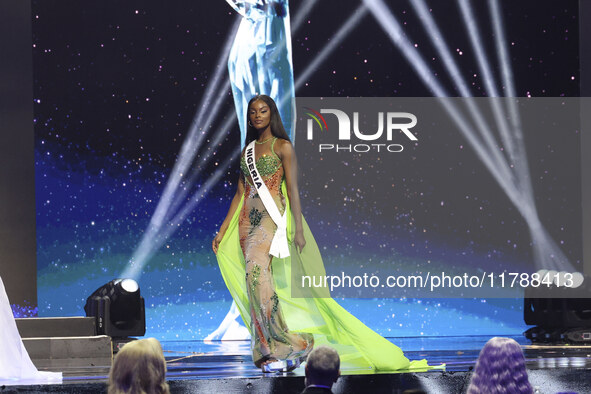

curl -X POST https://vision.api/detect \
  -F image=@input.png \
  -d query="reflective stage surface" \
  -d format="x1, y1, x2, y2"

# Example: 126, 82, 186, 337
4, 335, 591, 393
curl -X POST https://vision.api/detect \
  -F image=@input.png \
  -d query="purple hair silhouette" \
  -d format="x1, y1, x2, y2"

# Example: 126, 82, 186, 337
467, 337, 533, 394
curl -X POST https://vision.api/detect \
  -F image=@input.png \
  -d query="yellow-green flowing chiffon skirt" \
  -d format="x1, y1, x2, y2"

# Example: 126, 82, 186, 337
215, 182, 431, 372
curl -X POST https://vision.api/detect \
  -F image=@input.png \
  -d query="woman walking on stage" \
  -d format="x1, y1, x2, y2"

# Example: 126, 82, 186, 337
213, 95, 429, 373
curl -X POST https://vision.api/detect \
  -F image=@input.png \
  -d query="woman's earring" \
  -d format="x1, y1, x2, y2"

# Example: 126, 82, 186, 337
248, 120, 253, 127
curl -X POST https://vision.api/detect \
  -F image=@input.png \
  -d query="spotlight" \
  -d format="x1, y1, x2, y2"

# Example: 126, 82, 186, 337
84, 279, 146, 338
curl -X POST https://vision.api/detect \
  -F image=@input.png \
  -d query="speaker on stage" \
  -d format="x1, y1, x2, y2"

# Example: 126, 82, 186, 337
524, 272, 591, 343
84, 279, 146, 338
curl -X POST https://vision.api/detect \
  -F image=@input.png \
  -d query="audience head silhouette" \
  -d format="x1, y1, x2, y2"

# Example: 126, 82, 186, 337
467, 337, 533, 394
303, 346, 340, 393
108, 338, 170, 394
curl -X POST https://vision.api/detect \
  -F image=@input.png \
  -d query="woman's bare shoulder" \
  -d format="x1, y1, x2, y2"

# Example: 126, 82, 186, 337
275, 138, 293, 158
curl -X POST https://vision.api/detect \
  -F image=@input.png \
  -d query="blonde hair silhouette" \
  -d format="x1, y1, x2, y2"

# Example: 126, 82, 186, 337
108, 338, 170, 394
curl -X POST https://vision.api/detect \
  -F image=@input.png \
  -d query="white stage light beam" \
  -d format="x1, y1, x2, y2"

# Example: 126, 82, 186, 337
366, 0, 575, 271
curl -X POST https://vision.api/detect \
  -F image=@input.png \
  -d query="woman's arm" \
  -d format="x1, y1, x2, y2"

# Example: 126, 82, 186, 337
212, 174, 245, 254
278, 139, 306, 252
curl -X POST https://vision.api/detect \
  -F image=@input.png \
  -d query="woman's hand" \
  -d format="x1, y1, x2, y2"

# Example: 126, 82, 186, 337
212, 232, 224, 254
280, 141, 307, 255
294, 230, 306, 253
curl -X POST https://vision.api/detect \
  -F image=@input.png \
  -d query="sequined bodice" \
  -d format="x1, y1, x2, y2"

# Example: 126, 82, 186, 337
240, 138, 282, 184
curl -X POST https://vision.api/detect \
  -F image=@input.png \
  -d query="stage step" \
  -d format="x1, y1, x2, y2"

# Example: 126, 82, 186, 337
22, 335, 112, 371
15, 316, 96, 338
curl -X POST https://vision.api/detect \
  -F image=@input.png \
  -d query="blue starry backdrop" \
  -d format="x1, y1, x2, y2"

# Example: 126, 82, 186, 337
33, 0, 580, 340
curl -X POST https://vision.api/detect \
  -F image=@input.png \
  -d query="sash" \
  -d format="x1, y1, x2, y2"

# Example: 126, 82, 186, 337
245, 140, 290, 258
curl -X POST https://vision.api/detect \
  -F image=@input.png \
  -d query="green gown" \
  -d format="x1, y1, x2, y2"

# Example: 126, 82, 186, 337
216, 139, 430, 371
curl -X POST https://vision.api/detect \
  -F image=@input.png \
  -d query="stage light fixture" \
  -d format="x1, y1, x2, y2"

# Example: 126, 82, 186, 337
84, 278, 146, 338
524, 273, 591, 344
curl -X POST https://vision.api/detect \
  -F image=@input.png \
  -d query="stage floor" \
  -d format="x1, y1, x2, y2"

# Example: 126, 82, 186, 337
4, 335, 591, 393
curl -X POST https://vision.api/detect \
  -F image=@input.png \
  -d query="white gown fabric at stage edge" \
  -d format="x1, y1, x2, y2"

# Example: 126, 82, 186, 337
0, 276, 62, 384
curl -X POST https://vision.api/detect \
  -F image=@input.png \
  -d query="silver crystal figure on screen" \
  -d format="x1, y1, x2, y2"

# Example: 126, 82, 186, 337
227, 0, 296, 144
